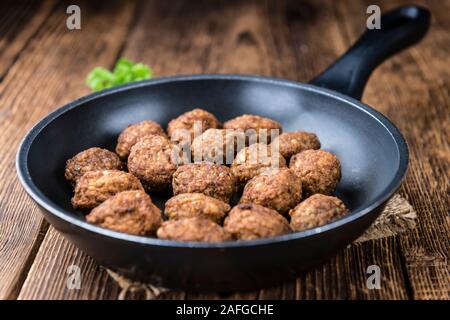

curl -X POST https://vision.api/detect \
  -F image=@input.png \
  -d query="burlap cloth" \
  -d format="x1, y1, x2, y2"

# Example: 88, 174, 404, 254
106, 193, 417, 299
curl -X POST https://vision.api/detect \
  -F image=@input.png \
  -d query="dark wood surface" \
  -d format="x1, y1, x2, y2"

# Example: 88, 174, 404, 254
0, 0, 448, 300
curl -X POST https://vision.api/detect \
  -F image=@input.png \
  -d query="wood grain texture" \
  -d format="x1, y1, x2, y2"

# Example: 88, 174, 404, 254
18, 228, 121, 300
0, 0, 138, 299
0, 0, 56, 79
7, 0, 450, 299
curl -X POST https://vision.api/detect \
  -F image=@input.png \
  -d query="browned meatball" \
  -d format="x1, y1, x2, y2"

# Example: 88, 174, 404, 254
116, 120, 166, 159
65, 147, 123, 184
231, 143, 286, 188
165, 193, 231, 223
72, 170, 144, 211
86, 190, 162, 236
157, 217, 232, 242
240, 168, 302, 214
128, 135, 186, 192
191, 128, 246, 164
167, 108, 221, 145
289, 149, 341, 197
224, 203, 291, 240
223, 114, 282, 143
172, 163, 235, 203
271, 131, 321, 159
289, 194, 348, 231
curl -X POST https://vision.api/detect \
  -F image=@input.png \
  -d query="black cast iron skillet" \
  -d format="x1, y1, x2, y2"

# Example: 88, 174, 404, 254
16, 6, 430, 291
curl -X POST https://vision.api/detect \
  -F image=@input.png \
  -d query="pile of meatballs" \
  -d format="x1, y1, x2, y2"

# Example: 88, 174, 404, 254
65, 108, 348, 242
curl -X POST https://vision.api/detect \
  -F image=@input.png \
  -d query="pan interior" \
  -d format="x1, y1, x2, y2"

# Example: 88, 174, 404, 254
25, 77, 401, 219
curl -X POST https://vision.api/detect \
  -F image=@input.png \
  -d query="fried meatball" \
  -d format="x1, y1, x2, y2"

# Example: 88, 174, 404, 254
191, 128, 246, 164
289, 194, 348, 231
172, 163, 235, 203
223, 114, 282, 143
165, 193, 231, 223
240, 168, 302, 214
86, 190, 162, 236
72, 170, 144, 211
157, 217, 232, 242
116, 120, 166, 159
289, 149, 341, 197
231, 143, 286, 188
271, 131, 321, 159
167, 108, 221, 145
65, 147, 123, 184
128, 135, 186, 192
224, 203, 291, 240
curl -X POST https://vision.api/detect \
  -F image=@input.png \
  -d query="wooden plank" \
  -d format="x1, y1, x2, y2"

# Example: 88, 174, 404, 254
335, 0, 450, 300
0, 0, 138, 299
294, 237, 408, 299
18, 228, 121, 300
0, 0, 56, 79
17, 0, 416, 299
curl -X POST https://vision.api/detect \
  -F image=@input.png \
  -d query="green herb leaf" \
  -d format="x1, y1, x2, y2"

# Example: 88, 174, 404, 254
86, 58, 153, 91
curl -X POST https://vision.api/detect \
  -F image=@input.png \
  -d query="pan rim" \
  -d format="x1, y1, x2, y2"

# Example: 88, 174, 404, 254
16, 74, 409, 249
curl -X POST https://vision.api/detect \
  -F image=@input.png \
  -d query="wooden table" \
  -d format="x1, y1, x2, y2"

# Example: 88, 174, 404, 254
0, 0, 448, 300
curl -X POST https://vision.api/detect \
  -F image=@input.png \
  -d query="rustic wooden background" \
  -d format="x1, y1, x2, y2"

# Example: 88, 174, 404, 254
0, 0, 448, 300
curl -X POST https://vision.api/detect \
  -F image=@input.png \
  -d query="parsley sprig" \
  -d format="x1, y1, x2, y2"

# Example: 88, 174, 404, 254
86, 58, 153, 91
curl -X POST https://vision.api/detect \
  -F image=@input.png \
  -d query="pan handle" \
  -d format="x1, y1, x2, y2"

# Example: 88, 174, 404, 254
310, 5, 430, 100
